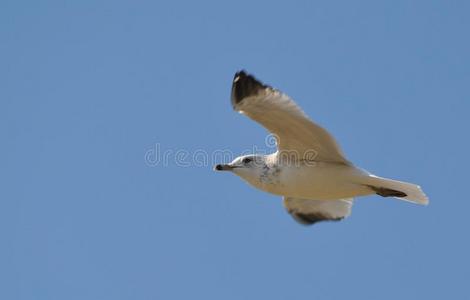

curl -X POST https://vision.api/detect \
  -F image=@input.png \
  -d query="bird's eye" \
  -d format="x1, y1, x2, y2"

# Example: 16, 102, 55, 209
242, 157, 253, 164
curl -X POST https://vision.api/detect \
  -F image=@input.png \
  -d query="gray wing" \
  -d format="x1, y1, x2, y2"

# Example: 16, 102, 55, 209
284, 197, 353, 225
231, 71, 350, 164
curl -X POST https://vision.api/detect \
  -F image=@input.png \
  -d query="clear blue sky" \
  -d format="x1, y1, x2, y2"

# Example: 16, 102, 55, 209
2, 1, 469, 299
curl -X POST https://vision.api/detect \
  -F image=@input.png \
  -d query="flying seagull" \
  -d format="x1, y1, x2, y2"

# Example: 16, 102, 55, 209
215, 71, 428, 226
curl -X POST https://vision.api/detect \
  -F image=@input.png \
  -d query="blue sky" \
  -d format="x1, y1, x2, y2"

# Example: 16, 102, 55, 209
2, 1, 469, 299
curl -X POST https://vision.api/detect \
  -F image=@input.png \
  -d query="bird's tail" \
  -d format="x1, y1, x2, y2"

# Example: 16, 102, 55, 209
363, 174, 429, 205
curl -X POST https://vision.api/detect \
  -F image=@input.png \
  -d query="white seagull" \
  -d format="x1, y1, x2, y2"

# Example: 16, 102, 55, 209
215, 71, 428, 226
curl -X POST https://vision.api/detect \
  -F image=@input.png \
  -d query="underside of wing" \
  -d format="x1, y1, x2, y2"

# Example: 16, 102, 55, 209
283, 197, 353, 226
231, 71, 350, 164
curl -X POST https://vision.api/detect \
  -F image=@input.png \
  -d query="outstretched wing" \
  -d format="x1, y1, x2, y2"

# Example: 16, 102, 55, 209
231, 71, 350, 164
284, 197, 353, 225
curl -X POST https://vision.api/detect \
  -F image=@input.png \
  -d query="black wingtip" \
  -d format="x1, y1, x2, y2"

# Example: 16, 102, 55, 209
231, 70, 268, 107
292, 213, 344, 226
368, 186, 408, 198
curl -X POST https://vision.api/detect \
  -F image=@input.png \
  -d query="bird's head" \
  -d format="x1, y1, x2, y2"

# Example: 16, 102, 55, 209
214, 154, 268, 184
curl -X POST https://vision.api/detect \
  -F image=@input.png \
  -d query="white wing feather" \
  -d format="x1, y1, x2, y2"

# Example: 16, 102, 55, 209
231, 71, 350, 164
284, 197, 353, 225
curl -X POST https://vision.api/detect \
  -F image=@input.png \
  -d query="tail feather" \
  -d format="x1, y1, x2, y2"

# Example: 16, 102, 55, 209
364, 175, 429, 205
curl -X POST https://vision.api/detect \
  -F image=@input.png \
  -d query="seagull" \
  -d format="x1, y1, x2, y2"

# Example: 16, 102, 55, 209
214, 71, 428, 226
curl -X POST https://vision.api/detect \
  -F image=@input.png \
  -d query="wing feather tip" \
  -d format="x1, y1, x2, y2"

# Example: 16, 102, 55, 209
291, 212, 344, 226
231, 70, 268, 108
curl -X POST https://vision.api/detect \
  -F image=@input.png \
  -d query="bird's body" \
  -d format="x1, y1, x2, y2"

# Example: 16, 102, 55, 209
215, 71, 428, 225
272, 161, 371, 200
241, 154, 370, 200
